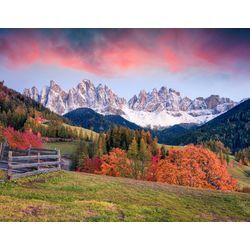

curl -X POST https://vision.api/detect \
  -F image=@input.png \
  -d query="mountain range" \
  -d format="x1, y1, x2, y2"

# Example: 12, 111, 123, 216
24, 79, 237, 128
159, 99, 250, 152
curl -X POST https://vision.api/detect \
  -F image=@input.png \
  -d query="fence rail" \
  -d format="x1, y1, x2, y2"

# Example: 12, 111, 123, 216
0, 145, 62, 180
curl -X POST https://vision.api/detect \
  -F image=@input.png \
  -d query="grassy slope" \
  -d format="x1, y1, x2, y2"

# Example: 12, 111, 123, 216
228, 164, 250, 188
41, 122, 99, 140
63, 123, 99, 139
0, 171, 249, 222
43, 124, 99, 155
44, 141, 78, 155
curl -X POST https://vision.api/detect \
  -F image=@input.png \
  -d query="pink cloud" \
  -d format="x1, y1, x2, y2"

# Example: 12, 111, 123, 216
1, 29, 250, 76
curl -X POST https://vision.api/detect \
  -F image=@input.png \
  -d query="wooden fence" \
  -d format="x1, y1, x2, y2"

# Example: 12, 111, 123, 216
0, 145, 61, 180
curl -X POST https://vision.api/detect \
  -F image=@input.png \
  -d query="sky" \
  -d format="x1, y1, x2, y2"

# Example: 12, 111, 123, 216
0, 28, 250, 101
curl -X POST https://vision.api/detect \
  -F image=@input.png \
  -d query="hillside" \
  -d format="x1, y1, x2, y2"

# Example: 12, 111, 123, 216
164, 99, 250, 152
64, 108, 142, 132
0, 171, 249, 221
0, 81, 68, 130
154, 123, 198, 144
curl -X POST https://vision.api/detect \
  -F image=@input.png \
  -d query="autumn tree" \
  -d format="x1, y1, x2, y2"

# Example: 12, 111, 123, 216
98, 148, 132, 177
0, 123, 4, 143
127, 137, 139, 178
235, 147, 250, 166
151, 137, 159, 156
72, 139, 89, 168
160, 145, 168, 159
4, 127, 42, 150
138, 138, 152, 179
146, 155, 161, 182
77, 156, 102, 173
152, 145, 238, 191
97, 132, 107, 157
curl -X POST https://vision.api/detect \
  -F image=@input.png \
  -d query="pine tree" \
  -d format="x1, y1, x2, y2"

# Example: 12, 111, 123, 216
160, 145, 167, 159
128, 137, 139, 178
79, 129, 84, 139
138, 138, 152, 178
97, 132, 107, 157
73, 139, 89, 169
90, 131, 94, 142
151, 137, 159, 156
128, 137, 138, 159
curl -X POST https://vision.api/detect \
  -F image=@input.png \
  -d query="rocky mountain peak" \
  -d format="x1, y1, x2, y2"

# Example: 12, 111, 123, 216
23, 79, 237, 128
159, 86, 168, 96
24, 80, 127, 115
49, 80, 63, 93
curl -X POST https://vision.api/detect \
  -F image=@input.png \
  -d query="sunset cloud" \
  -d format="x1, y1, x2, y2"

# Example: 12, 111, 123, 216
1, 29, 250, 76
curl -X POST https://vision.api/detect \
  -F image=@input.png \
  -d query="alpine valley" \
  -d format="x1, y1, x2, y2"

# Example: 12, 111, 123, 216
24, 79, 237, 128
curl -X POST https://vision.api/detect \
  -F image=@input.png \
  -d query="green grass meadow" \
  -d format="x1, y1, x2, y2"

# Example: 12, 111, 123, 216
0, 171, 249, 221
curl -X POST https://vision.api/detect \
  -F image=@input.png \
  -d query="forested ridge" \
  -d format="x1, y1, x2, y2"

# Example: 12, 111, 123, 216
165, 99, 250, 152
0, 81, 68, 130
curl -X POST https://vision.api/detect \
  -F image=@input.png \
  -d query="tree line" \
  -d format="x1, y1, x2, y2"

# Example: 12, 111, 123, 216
73, 126, 237, 191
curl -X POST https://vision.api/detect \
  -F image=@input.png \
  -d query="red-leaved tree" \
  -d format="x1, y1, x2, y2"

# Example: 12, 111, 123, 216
146, 155, 161, 181
4, 127, 43, 150
76, 156, 102, 173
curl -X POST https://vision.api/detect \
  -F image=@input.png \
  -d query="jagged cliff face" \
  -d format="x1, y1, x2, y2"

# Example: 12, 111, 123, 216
24, 80, 127, 115
23, 80, 236, 128
128, 87, 235, 114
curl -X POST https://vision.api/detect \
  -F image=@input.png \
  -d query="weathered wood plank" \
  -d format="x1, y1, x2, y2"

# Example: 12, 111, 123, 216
10, 148, 56, 153
31, 148, 57, 152
10, 161, 61, 169
12, 155, 58, 160
10, 168, 60, 180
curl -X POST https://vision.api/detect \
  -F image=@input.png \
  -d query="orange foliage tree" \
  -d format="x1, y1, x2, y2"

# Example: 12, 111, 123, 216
151, 145, 238, 191
98, 148, 132, 177
4, 127, 43, 150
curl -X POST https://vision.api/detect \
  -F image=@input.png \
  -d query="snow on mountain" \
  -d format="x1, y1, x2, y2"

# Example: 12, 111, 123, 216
122, 106, 219, 129
23, 80, 237, 128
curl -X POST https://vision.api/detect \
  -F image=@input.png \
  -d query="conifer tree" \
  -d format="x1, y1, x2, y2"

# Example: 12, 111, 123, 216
128, 137, 139, 178
97, 132, 107, 157
73, 139, 89, 168
160, 145, 167, 159
138, 138, 151, 178
79, 129, 84, 139
90, 131, 94, 142
151, 137, 159, 156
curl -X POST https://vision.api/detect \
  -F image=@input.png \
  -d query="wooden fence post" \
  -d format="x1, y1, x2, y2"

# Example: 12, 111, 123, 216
37, 152, 40, 170
8, 151, 12, 180
58, 149, 61, 169
0, 143, 2, 160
